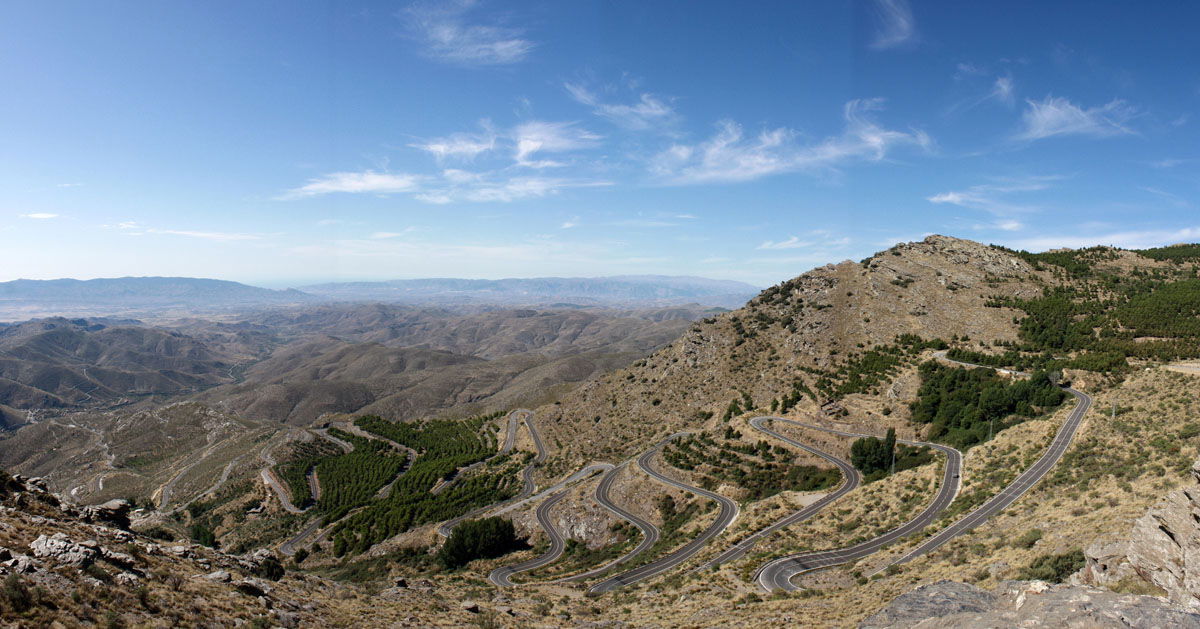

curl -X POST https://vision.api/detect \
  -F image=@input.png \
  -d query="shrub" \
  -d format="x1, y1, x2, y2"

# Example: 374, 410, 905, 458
1020, 550, 1085, 583
2, 574, 32, 613
1014, 529, 1043, 549
254, 556, 286, 581
437, 517, 521, 569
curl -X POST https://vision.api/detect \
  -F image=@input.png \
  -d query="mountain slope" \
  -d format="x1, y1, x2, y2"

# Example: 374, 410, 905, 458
0, 317, 235, 411
537, 235, 1046, 464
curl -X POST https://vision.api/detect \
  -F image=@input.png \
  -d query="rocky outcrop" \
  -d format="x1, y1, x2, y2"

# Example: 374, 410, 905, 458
80, 498, 132, 530
862, 580, 1200, 628
1081, 456, 1200, 609
30, 532, 98, 566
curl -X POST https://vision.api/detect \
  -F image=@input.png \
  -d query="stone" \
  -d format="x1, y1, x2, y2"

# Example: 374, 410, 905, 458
114, 572, 140, 586
80, 499, 132, 530
859, 580, 995, 629
202, 570, 232, 582
862, 580, 1200, 628
1082, 454, 1200, 610
234, 578, 272, 597
460, 601, 480, 613
30, 533, 98, 567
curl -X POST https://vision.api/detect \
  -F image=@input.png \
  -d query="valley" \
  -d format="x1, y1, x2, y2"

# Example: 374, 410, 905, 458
4, 238, 1200, 626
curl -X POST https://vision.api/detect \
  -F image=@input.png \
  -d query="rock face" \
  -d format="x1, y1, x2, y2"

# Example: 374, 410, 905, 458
1082, 456, 1200, 609
80, 498, 132, 529
861, 580, 1200, 628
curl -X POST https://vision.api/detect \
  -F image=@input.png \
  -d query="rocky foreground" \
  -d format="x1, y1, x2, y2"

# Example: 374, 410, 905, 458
864, 455, 1200, 628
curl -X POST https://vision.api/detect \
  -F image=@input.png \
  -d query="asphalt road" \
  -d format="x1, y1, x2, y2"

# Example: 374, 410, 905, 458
488, 490, 569, 586
549, 461, 662, 583
437, 409, 545, 537
588, 432, 740, 594
754, 420, 962, 591
882, 384, 1092, 570
698, 418, 862, 572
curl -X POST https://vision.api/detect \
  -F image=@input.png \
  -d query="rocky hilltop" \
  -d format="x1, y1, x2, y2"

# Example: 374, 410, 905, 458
538, 235, 1047, 465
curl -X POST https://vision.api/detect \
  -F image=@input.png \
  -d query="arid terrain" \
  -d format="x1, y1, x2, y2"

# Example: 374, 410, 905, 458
5, 239, 1200, 627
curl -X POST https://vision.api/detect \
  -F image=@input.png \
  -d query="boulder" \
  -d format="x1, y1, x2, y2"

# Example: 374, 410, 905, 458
234, 578, 272, 598
30, 533, 97, 567
862, 580, 1200, 628
80, 499, 132, 530
1082, 455, 1200, 610
114, 572, 140, 586
202, 570, 232, 583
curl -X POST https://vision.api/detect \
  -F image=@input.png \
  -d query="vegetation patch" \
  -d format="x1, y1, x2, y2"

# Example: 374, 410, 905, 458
910, 361, 1066, 449
663, 430, 839, 500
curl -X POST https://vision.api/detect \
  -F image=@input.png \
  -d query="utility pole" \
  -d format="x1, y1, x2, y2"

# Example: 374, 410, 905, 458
988, 416, 995, 441
890, 442, 897, 476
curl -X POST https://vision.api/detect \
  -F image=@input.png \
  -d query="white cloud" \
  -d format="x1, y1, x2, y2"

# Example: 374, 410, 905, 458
280, 171, 423, 199
148, 229, 261, 242
410, 125, 496, 161
1150, 158, 1186, 169
511, 121, 601, 167
1014, 96, 1137, 141
994, 219, 1024, 231
675, 213, 698, 220
19, 213, 58, 219
565, 83, 676, 130
990, 76, 1015, 107
403, 0, 533, 66
1142, 186, 1191, 208
56, 183, 83, 188
758, 236, 808, 250
561, 216, 579, 229
1005, 227, 1200, 252
928, 175, 1061, 218
870, 0, 916, 50
652, 99, 930, 185
416, 174, 611, 204
370, 229, 415, 239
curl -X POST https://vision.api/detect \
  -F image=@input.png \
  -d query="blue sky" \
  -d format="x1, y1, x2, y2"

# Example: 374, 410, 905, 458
2, 1, 1198, 287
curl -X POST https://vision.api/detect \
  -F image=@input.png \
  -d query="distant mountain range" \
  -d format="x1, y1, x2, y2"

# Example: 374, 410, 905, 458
297, 275, 760, 308
0, 277, 309, 309
0, 275, 760, 318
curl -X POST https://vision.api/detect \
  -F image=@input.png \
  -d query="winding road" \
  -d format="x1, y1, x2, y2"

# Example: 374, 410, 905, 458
698, 417, 863, 572
754, 420, 961, 591
488, 491, 570, 586
550, 461, 661, 583
876, 369, 1092, 571
588, 432, 739, 594
437, 410, 548, 537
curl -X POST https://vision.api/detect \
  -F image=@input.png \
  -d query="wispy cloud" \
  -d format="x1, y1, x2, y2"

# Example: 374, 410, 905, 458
565, 83, 677, 130
652, 99, 930, 184
990, 76, 1015, 107
56, 183, 83, 188
370, 229, 416, 239
280, 171, 423, 199
758, 236, 808, 250
1142, 186, 1191, 208
410, 123, 497, 161
1014, 96, 1137, 141
869, 0, 916, 50
19, 213, 58, 219
1149, 158, 1186, 169
416, 175, 611, 204
561, 216, 580, 229
403, 0, 533, 66
148, 229, 261, 242
927, 175, 1061, 217
1004, 226, 1200, 252
511, 121, 602, 168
